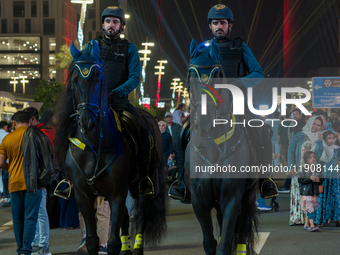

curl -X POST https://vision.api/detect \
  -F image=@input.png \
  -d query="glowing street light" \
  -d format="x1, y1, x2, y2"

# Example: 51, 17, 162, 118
176, 82, 184, 102
19, 76, 29, 94
10, 77, 19, 93
138, 41, 154, 105
170, 78, 180, 108
71, 0, 94, 49
154, 60, 167, 107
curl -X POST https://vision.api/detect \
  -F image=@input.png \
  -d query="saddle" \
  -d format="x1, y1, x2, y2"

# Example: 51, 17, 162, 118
118, 109, 141, 155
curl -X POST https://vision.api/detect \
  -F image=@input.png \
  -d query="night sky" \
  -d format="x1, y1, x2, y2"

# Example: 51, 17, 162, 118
124, 0, 339, 100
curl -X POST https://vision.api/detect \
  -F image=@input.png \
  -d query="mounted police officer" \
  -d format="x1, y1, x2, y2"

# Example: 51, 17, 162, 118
90, 6, 153, 196
169, 4, 277, 202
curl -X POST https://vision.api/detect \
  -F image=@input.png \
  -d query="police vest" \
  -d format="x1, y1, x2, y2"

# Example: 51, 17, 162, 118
95, 37, 129, 92
216, 37, 249, 78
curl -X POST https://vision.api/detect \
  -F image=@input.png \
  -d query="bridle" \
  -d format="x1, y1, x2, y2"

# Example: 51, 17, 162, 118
68, 58, 121, 195
70, 60, 109, 121
188, 62, 233, 120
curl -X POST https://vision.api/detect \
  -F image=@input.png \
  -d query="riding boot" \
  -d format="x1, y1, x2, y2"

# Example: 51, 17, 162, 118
259, 124, 278, 199
168, 132, 189, 202
138, 130, 154, 196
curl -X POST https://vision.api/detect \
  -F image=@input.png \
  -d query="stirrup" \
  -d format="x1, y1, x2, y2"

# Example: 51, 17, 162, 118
260, 178, 278, 199
54, 179, 72, 200
168, 179, 187, 201
139, 176, 154, 196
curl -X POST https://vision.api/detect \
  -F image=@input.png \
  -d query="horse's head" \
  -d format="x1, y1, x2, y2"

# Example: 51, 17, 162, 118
188, 39, 231, 138
70, 40, 107, 135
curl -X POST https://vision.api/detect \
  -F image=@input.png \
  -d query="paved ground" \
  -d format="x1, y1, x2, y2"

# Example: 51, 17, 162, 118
1, 180, 340, 255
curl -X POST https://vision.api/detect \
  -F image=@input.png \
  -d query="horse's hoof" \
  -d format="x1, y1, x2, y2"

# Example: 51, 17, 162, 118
120, 251, 132, 255
132, 249, 143, 255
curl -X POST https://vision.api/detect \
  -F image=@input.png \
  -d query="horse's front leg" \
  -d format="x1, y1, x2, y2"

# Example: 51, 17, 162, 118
108, 196, 126, 255
76, 192, 98, 255
120, 206, 132, 255
217, 191, 243, 255
191, 195, 217, 255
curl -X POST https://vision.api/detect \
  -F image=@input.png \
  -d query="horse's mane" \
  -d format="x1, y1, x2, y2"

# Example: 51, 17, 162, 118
54, 60, 78, 162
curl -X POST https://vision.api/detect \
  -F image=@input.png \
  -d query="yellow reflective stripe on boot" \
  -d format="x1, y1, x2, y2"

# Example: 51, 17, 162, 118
133, 234, 143, 250
121, 235, 131, 251
218, 237, 221, 244
236, 244, 247, 255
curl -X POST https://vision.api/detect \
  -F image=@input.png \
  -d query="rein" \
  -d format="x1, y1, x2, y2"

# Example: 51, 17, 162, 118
69, 59, 116, 195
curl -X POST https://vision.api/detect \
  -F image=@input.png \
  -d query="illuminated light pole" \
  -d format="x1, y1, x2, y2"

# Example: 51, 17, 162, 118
177, 82, 184, 102
170, 78, 180, 111
182, 87, 189, 104
19, 76, 29, 94
138, 41, 154, 105
71, 0, 94, 50
10, 77, 19, 93
154, 60, 167, 107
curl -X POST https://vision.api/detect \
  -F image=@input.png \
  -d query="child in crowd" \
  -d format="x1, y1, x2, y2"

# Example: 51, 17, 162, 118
314, 131, 340, 225
298, 151, 323, 232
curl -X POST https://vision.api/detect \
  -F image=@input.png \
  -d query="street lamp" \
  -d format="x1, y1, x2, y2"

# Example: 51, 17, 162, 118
177, 82, 184, 102
71, 0, 94, 50
182, 87, 189, 104
10, 77, 19, 93
138, 41, 154, 105
154, 60, 167, 107
170, 78, 180, 110
19, 76, 29, 94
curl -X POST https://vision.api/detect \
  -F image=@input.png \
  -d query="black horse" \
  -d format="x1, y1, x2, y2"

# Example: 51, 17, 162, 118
183, 39, 259, 255
54, 40, 166, 255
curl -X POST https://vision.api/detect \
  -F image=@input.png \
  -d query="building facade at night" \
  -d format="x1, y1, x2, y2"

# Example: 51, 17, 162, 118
0, 0, 81, 95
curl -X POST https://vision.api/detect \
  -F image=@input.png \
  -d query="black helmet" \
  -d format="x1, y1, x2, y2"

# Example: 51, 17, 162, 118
101, 6, 126, 25
207, 4, 233, 24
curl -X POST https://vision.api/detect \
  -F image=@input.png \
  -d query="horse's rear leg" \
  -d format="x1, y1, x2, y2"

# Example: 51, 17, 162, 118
108, 197, 126, 255
132, 195, 152, 255
77, 196, 98, 255
120, 206, 132, 255
192, 198, 217, 255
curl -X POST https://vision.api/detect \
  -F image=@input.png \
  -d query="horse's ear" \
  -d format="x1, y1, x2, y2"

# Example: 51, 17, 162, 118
70, 41, 80, 58
190, 39, 199, 60
209, 40, 220, 62
90, 39, 100, 60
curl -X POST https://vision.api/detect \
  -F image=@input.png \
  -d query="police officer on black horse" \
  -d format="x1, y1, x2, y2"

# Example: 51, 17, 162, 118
169, 4, 277, 200
55, 6, 154, 198
93, 6, 154, 196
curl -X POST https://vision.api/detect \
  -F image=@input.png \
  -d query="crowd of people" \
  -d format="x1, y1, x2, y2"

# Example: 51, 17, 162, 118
261, 108, 340, 231
158, 103, 188, 181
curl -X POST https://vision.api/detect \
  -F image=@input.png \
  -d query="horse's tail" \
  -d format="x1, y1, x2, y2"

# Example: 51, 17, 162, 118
144, 157, 168, 246
232, 181, 259, 255
132, 157, 168, 247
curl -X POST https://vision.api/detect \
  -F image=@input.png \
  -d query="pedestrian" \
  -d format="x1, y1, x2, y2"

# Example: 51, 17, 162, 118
287, 116, 323, 225
298, 151, 323, 232
0, 120, 10, 207
280, 109, 307, 193
314, 130, 340, 225
172, 103, 186, 126
23, 107, 56, 255
330, 110, 340, 131
165, 112, 181, 149
77, 197, 110, 255
277, 114, 291, 166
159, 120, 174, 164
0, 111, 42, 255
